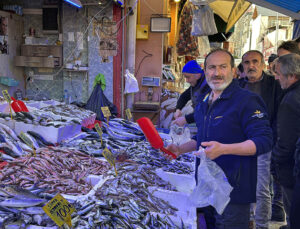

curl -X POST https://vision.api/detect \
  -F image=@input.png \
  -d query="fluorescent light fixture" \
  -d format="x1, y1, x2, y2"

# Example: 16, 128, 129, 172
63, 0, 82, 8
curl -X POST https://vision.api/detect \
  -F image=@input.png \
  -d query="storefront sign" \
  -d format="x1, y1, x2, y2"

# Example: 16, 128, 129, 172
43, 194, 75, 228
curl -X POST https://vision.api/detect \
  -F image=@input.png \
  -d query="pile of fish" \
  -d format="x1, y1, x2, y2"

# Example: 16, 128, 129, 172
0, 123, 31, 160
121, 142, 194, 175
40, 104, 95, 123
62, 118, 145, 156
0, 147, 110, 195
0, 185, 57, 228
70, 162, 185, 228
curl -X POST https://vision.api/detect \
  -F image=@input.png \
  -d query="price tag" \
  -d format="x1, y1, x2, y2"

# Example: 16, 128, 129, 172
125, 108, 132, 120
43, 194, 75, 228
95, 123, 103, 145
2, 90, 13, 120
102, 147, 118, 176
101, 106, 111, 118
19, 132, 36, 157
2, 90, 11, 103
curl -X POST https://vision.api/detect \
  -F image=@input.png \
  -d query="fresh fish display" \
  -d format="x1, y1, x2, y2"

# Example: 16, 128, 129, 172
121, 142, 194, 175
0, 124, 29, 158
0, 147, 110, 195
0, 185, 57, 228
69, 162, 184, 228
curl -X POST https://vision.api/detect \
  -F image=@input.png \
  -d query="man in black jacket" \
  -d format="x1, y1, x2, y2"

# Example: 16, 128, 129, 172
291, 138, 300, 229
273, 53, 300, 229
173, 60, 209, 126
239, 50, 283, 229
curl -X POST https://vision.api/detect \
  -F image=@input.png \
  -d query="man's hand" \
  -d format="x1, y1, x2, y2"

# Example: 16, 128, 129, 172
174, 109, 182, 119
201, 141, 226, 160
172, 116, 187, 126
165, 144, 181, 160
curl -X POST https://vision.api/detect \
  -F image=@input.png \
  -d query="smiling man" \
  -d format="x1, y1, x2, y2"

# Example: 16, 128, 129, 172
240, 50, 283, 228
167, 49, 272, 229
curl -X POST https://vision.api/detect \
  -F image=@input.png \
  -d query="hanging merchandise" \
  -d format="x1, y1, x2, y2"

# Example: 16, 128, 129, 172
124, 69, 139, 94
85, 84, 118, 121
189, 0, 208, 6
191, 5, 218, 36
176, 2, 200, 57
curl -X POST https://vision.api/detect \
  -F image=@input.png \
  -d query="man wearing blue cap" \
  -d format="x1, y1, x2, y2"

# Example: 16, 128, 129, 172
173, 60, 209, 126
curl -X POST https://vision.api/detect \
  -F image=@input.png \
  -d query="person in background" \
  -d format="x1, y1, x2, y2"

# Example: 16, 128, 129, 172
239, 50, 283, 229
273, 53, 300, 229
0, 16, 8, 36
277, 40, 300, 57
236, 63, 246, 78
167, 48, 273, 229
291, 138, 300, 229
173, 60, 209, 126
293, 36, 300, 49
267, 54, 278, 76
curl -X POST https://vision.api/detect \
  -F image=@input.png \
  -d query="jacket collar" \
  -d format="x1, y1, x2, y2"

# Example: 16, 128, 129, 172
284, 79, 300, 93
216, 79, 239, 100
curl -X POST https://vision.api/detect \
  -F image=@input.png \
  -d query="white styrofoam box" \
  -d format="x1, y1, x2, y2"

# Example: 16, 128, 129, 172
148, 187, 197, 228
62, 174, 110, 202
25, 101, 41, 109
14, 122, 81, 144
42, 100, 61, 106
156, 168, 195, 193
0, 103, 14, 114
0, 118, 16, 130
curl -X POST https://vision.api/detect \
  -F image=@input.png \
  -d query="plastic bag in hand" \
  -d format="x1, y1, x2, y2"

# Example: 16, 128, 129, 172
189, 150, 233, 215
191, 5, 218, 36
170, 124, 191, 145
124, 69, 139, 94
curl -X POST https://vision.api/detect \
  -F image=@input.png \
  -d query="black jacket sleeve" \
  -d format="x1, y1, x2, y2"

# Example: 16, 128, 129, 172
176, 87, 191, 110
185, 112, 195, 124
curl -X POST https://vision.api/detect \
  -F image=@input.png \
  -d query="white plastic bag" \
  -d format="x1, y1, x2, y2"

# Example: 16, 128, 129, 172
124, 69, 139, 94
170, 124, 191, 145
191, 5, 218, 36
189, 150, 233, 215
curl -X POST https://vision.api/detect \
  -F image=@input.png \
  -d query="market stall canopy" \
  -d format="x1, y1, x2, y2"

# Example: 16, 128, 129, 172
208, 0, 300, 33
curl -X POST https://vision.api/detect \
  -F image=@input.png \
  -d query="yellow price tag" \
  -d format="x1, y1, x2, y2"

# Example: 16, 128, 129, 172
43, 194, 75, 228
2, 90, 13, 120
102, 147, 118, 176
95, 123, 103, 146
19, 132, 36, 157
101, 106, 111, 118
125, 108, 132, 120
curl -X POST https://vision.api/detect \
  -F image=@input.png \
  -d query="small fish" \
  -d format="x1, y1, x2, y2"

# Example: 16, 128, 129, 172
0, 197, 46, 208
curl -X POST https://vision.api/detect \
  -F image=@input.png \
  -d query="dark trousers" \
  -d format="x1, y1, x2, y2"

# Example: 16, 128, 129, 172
214, 203, 251, 229
290, 176, 300, 229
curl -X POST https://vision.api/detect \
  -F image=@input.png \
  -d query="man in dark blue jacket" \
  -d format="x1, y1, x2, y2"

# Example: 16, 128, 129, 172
167, 49, 273, 229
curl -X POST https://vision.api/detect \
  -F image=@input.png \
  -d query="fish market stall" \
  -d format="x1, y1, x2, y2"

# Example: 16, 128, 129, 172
0, 106, 198, 228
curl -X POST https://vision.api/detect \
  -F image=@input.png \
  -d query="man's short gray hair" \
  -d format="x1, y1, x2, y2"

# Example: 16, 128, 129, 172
277, 53, 300, 80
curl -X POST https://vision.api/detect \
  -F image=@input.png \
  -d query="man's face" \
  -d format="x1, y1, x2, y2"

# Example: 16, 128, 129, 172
275, 63, 292, 89
204, 51, 234, 92
0, 17, 7, 35
277, 48, 291, 57
242, 52, 265, 82
183, 73, 201, 87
